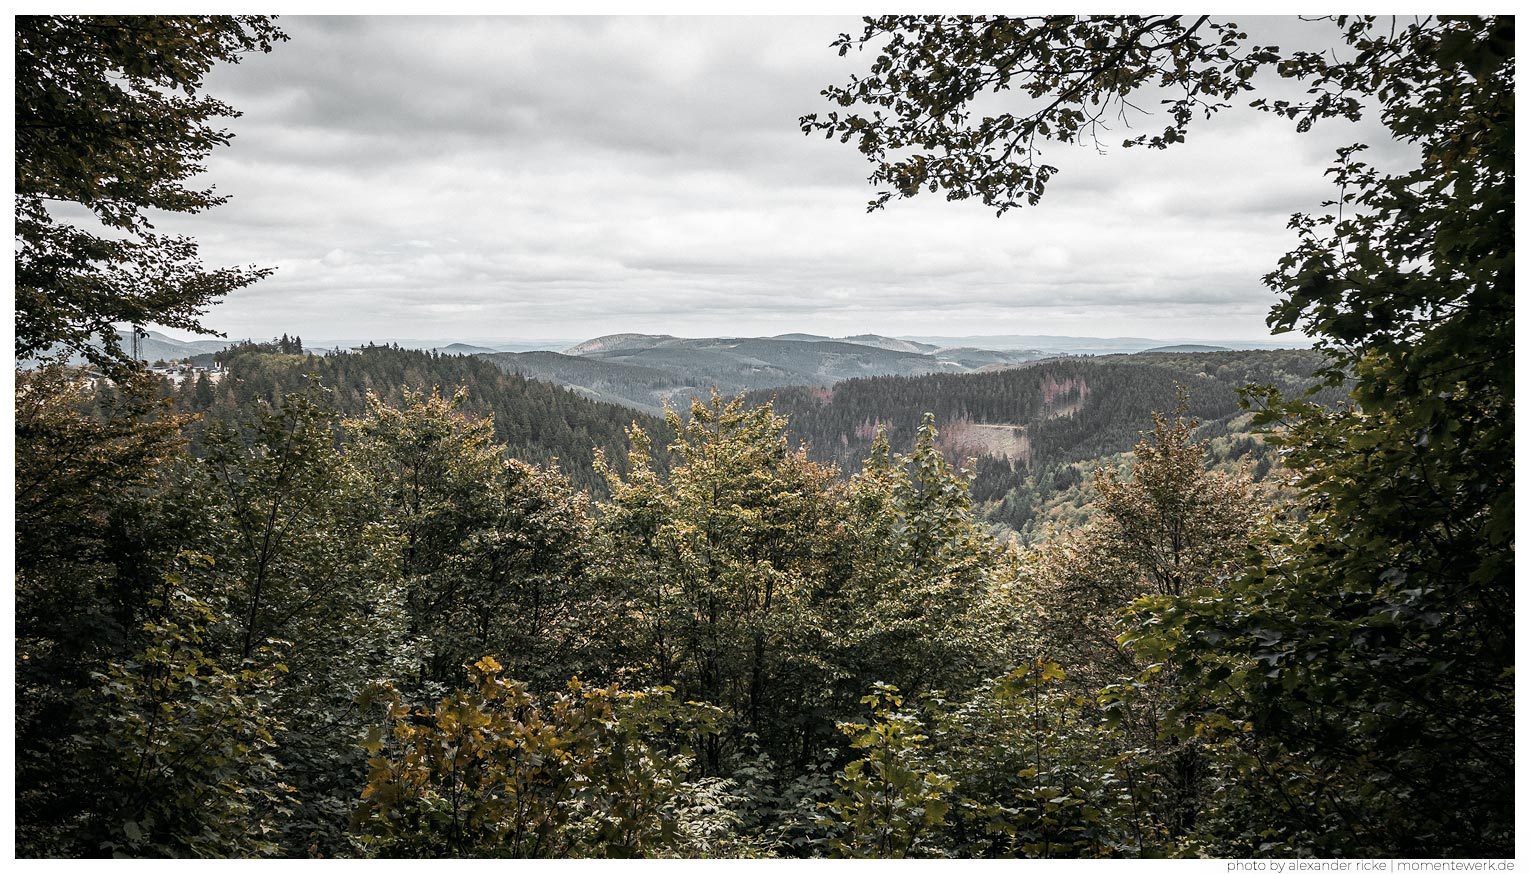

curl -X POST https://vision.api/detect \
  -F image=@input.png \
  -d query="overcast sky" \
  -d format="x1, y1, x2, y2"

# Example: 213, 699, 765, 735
158, 15, 1404, 345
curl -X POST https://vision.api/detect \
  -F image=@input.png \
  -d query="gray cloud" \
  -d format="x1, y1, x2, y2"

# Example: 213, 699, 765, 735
152, 15, 1409, 345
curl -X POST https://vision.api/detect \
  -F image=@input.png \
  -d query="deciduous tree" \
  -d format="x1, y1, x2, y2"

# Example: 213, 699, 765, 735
808, 15, 1513, 855
355, 657, 721, 858
595, 393, 844, 774
15, 15, 285, 371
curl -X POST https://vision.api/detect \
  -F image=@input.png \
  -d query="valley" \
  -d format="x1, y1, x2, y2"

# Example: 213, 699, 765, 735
480, 332, 1052, 414
62, 328, 1333, 545
155, 336, 1334, 543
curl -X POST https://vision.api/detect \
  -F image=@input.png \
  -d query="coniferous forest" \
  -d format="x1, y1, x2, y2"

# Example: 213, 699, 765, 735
13, 15, 1513, 859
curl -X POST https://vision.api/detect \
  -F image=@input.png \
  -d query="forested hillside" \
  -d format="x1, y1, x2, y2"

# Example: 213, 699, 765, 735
168, 344, 1334, 538
480, 349, 689, 415
483, 334, 1050, 414
162, 343, 664, 494
751, 350, 1337, 536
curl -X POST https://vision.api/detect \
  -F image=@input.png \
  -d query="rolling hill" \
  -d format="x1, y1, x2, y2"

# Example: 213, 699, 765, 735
1137, 344, 1232, 354
26, 328, 240, 368
482, 334, 1052, 414
746, 348, 1338, 539
169, 344, 668, 497
903, 334, 1303, 355
483, 350, 691, 415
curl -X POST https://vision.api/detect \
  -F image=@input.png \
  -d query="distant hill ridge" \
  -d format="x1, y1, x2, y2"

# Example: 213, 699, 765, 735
487, 333, 1051, 414
1136, 344, 1232, 354
567, 332, 943, 357
437, 342, 500, 355
838, 334, 939, 354
28, 328, 243, 368
903, 334, 1304, 354
563, 333, 678, 355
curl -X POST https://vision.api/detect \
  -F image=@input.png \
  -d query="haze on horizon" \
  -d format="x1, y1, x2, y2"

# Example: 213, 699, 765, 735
152, 15, 1396, 346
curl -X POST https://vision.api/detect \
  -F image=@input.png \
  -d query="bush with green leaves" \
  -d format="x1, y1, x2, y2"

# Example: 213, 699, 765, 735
65, 568, 295, 858
354, 656, 723, 858
931, 660, 1171, 858
819, 683, 954, 858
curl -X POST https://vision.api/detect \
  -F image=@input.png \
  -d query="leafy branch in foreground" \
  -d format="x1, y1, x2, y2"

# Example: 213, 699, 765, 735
15, 15, 286, 372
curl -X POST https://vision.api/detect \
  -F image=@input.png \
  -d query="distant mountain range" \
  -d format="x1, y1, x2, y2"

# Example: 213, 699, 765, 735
1137, 344, 1232, 354
307, 338, 581, 354
901, 334, 1298, 354
480, 333, 1053, 415
435, 343, 502, 355
466, 331, 1312, 415
321, 332, 1300, 357
562, 333, 948, 357
129, 330, 237, 361
26, 329, 239, 367
25, 329, 1307, 400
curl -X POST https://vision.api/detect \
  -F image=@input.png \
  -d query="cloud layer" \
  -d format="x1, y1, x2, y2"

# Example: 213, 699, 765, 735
159, 15, 1402, 344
